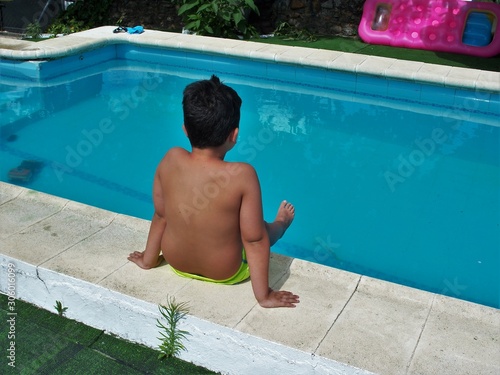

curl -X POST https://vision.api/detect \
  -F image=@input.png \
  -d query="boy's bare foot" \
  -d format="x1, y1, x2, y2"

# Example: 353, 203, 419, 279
266, 200, 295, 245
275, 200, 295, 234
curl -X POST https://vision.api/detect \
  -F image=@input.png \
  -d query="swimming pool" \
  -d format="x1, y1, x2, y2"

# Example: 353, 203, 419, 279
1, 42, 498, 308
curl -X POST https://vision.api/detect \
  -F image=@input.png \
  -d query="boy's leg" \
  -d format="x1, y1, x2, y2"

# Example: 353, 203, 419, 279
265, 201, 295, 246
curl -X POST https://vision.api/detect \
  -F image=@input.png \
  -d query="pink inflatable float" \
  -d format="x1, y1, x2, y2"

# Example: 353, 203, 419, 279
358, 0, 500, 57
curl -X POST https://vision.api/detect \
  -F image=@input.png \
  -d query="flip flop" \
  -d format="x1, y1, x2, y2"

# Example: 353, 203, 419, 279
113, 26, 127, 33
127, 26, 144, 34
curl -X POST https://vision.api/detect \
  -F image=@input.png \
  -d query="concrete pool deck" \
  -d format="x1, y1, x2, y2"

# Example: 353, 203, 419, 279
0, 28, 499, 374
1, 185, 499, 375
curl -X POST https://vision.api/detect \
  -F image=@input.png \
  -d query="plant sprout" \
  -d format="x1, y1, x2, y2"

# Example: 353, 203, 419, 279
54, 300, 68, 317
157, 296, 190, 359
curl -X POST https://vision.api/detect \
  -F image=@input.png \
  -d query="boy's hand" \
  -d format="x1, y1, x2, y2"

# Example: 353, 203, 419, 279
259, 288, 300, 308
127, 251, 162, 269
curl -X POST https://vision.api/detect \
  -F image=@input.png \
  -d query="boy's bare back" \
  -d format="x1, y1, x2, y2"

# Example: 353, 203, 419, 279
157, 146, 257, 280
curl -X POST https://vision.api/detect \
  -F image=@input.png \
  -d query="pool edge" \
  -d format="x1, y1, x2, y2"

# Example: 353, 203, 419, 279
1, 26, 499, 92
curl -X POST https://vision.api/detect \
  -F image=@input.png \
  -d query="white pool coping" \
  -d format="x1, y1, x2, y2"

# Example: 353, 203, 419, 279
1, 28, 499, 375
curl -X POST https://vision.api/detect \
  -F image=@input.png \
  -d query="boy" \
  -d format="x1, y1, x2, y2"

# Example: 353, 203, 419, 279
128, 75, 299, 308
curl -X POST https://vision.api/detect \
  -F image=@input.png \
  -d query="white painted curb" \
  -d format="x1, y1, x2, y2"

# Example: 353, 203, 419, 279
0, 255, 374, 375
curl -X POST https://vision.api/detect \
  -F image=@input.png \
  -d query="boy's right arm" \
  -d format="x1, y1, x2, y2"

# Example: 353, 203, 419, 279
239, 165, 299, 308
128, 169, 165, 269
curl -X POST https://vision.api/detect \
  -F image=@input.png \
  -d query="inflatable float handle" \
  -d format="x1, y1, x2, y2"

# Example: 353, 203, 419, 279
372, 5, 391, 31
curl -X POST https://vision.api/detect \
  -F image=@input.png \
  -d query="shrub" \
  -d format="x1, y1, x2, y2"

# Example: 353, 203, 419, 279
47, 0, 112, 35
25, 22, 42, 39
174, 0, 260, 39
62, 0, 113, 28
47, 18, 85, 36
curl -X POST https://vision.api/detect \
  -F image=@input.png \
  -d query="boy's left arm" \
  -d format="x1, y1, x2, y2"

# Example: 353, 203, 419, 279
239, 165, 299, 308
128, 170, 165, 269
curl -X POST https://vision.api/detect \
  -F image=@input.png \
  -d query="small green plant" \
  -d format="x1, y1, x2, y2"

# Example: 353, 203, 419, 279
173, 0, 260, 39
25, 22, 43, 39
274, 22, 317, 42
47, 18, 85, 36
54, 300, 68, 317
156, 297, 190, 359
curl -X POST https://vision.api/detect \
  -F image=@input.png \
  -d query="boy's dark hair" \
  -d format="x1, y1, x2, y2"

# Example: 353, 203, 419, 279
182, 75, 242, 149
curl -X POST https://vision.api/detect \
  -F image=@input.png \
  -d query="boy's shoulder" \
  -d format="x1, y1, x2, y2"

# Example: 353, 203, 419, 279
161, 147, 188, 162
165, 147, 188, 157
160, 148, 256, 176
223, 160, 257, 178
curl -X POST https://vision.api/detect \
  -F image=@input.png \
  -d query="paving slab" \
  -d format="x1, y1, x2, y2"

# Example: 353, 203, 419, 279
0, 198, 115, 265
408, 295, 500, 375
98, 261, 192, 306
41, 213, 148, 283
237, 259, 360, 353
0, 181, 22, 204
167, 253, 293, 328
171, 276, 257, 328
316, 276, 434, 375
0, 37, 34, 50
0, 188, 66, 239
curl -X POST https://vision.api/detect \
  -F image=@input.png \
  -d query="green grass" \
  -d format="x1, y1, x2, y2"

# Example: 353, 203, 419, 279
0, 294, 218, 374
254, 35, 500, 72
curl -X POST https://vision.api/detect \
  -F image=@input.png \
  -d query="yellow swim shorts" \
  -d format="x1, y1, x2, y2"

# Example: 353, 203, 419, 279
170, 249, 250, 285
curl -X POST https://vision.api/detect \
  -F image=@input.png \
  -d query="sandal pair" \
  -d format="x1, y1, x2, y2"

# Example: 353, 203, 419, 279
113, 26, 144, 34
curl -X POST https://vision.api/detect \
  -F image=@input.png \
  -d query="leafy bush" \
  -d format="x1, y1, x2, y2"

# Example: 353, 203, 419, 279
47, 0, 112, 35
62, 0, 113, 28
274, 22, 317, 42
25, 22, 42, 39
174, 0, 260, 39
47, 18, 85, 36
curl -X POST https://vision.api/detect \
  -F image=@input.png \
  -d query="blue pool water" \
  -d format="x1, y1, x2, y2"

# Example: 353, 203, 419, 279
1, 45, 499, 308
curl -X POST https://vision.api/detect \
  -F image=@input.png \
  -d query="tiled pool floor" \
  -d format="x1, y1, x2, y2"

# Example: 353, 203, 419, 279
0, 28, 499, 374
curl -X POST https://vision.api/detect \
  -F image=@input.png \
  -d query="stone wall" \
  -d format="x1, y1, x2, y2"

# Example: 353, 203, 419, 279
2, 0, 366, 37
254, 0, 365, 36
109, 0, 365, 38
108, 0, 183, 33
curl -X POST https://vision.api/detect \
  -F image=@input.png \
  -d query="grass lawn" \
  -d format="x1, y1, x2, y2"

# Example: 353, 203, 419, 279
0, 293, 218, 374
255, 35, 500, 72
